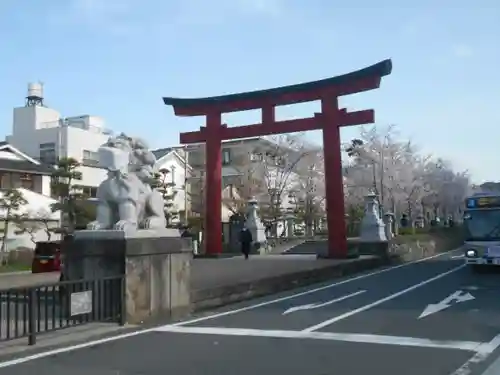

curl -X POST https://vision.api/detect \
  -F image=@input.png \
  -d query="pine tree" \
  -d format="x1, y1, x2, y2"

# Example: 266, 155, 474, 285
0, 189, 28, 254
151, 168, 178, 227
50, 157, 88, 234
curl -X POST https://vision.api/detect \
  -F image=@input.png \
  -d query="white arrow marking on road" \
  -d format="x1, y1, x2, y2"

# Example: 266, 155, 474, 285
418, 290, 475, 319
283, 290, 366, 315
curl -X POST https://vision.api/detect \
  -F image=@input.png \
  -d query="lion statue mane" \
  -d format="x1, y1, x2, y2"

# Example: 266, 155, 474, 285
86, 133, 167, 232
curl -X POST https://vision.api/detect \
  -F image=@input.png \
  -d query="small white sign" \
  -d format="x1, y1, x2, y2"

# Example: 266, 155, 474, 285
70, 291, 93, 316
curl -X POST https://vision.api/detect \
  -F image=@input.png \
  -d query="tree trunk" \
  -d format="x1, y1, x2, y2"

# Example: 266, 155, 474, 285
1, 219, 9, 257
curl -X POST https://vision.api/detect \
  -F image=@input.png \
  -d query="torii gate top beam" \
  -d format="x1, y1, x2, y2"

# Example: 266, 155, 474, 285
163, 59, 392, 117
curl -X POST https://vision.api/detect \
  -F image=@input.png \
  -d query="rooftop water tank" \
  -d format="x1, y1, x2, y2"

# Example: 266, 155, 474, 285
27, 82, 43, 99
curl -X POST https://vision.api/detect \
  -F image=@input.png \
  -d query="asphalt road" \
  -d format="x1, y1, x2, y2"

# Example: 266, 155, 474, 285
2, 249, 500, 375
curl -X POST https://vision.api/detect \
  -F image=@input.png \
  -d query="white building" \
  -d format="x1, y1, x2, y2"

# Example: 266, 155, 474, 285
0, 142, 60, 250
6, 83, 111, 197
152, 147, 191, 224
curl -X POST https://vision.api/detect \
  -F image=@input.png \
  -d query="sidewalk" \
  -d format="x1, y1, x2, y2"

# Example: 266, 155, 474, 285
0, 272, 59, 290
0, 253, 390, 313
0, 254, 386, 294
190, 253, 387, 311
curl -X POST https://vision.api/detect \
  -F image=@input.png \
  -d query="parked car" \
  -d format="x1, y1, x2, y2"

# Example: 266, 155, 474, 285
31, 241, 62, 273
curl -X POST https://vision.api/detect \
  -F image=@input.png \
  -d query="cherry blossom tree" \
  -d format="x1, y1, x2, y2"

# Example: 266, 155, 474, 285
289, 149, 325, 236
257, 134, 316, 232
344, 125, 470, 228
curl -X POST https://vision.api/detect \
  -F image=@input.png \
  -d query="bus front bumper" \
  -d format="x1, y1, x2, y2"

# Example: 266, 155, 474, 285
465, 257, 500, 265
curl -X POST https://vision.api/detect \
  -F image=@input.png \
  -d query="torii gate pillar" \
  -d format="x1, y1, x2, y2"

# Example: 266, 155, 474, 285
163, 59, 392, 258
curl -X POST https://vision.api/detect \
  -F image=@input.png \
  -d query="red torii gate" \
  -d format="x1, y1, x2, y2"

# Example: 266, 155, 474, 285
163, 59, 392, 258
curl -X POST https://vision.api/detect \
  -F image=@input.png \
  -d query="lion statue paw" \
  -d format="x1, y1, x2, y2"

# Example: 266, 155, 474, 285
113, 220, 138, 232
87, 220, 104, 230
140, 217, 166, 230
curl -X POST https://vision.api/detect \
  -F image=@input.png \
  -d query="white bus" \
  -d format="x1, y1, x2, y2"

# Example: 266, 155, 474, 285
463, 193, 500, 270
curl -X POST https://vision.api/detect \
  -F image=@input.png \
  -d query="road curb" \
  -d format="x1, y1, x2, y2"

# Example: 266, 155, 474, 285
0, 271, 31, 276
191, 255, 397, 312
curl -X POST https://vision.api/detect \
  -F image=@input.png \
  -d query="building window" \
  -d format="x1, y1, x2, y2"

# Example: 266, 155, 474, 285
81, 186, 98, 198
250, 152, 263, 162
19, 173, 34, 190
39, 142, 56, 164
40, 142, 55, 149
0, 173, 8, 189
222, 148, 231, 165
82, 150, 100, 167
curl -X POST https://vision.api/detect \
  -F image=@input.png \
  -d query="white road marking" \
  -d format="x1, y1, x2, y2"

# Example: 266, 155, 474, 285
452, 255, 465, 259
0, 249, 459, 369
302, 264, 466, 332
154, 325, 484, 352
283, 290, 366, 315
172, 248, 461, 327
419, 290, 475, 319
463, 286, 480, 291
450, 334, 500, 375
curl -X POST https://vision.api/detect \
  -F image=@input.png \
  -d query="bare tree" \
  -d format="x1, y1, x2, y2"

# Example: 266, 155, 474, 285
290, 149, 325, 236
258, 134, 316, 235
15, 217, 43, 244
222, 144, 266, 215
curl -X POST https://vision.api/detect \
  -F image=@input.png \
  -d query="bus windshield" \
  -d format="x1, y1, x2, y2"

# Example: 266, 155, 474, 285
464, 209, 500, 241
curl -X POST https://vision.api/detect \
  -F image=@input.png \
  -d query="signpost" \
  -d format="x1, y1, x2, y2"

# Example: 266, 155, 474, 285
70, 290, 93, 316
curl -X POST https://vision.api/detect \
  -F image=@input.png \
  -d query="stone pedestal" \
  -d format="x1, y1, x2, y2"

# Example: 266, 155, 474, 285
359, 194, 389, 257
285, 215, 295, 238
383, 212, 395, 241
244, 198, 267, 253
62, 229, 192, 324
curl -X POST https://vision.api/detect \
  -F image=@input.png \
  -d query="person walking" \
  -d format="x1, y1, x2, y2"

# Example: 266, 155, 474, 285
239, 225, 253, 259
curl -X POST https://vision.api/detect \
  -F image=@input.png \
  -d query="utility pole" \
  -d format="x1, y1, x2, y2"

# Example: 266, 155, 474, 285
183, 145, 189, 225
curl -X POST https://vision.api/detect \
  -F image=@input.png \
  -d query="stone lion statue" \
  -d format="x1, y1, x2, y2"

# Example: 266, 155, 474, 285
87, 133, 167, 232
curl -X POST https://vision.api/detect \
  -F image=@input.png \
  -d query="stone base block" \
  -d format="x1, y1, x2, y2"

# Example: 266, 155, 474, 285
315, 240, 360, 259
358, 241, 389, 259
62, 230, 192, 324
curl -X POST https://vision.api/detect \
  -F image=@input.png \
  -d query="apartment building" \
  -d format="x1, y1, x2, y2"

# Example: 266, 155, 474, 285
6, 83, 110, 197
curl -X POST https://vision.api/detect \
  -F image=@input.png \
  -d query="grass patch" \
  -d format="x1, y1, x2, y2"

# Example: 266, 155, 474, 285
0, 263, 31, 273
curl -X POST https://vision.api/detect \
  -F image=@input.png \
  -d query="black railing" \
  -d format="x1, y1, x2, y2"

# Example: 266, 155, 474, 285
0, 275, 125, 345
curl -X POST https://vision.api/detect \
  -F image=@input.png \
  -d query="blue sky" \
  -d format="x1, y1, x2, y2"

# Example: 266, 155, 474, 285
0, 0, 499, 183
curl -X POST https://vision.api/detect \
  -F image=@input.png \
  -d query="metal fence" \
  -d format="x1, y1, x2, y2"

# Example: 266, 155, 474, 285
0, 275, 125, 345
